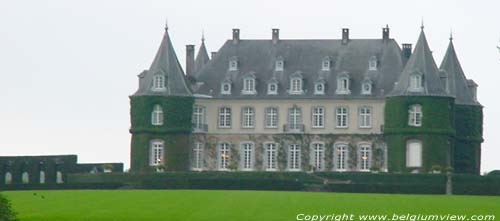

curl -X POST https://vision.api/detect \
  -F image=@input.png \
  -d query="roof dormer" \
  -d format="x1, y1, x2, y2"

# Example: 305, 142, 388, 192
368, 56, 378, 71
242, 72, 257, 95
289, 71, 304, 95
275, 56, 284, 72
221, 78, 232, 95
229, 56, 238, 71
322, 56, 331, 71
336, 72, 351, 95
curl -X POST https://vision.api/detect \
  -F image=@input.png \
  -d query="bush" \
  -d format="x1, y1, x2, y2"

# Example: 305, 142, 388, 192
0, 193, 17, 221
326, 183, 445, 194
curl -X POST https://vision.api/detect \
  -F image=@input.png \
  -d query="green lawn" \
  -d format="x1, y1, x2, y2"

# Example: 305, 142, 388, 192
4, 190, 500, 221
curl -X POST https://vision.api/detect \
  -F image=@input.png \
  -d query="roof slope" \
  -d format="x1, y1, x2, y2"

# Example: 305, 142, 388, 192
194, 38, 210, 75
194, 38, 405, 99
439, 38, 480, 105
389, 29, 448, 97
133, 28, 192, 96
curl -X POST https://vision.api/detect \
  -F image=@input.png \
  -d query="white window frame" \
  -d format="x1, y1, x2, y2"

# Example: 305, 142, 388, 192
369, 56, 377, 71
358, 143, 372, 171
151, 104, 164, 126
336, 77, 350, 95
322, 60, 331, 71
408, 104, 423, 127
311, 142, 325, 171
289, 78, 303, 95
241, 106, 255, 128
229, 60, 238, 71
288, 144, 301, 171
312, 106, 325, 128
241, 142, 254, 171
288, 106, 303, 130
264, 142, 278, 171
39, 171, 45, 184
336, 106, 349, 128
218, 107, 232, 128
152, 74, 166, 91
264, 107, 279, 128
275, 60, 284, 71
334, 143, 348, 172
267, 83, 278, 95
361, 82, 372, 95
409, 73, 424, 92
150, 140, 164, 166
193, 142, 203, 171
221, 82, 231, 95
192, 105, 206, 128
4, 172, 12, 185
22, 172, 29, 184
406, 140, 422, 168
218, 143, 231, 170
314, 82, 325, 95
359, 106, 372, 128
242, 77, 257, 95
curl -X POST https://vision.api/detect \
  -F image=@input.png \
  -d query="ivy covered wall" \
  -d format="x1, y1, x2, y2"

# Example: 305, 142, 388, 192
129, 95, 194, 172
453, 105, 483, 174
384, 96, 455, 172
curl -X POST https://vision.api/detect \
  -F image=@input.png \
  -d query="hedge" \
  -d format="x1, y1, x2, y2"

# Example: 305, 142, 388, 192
326, 183, 445, 194
314, 172, 447, 184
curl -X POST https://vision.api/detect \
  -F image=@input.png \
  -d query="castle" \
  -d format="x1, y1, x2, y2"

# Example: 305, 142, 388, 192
129, 24, 483, 174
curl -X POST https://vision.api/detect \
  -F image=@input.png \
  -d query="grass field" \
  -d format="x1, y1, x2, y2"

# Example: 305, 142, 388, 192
4, 190, 500, 221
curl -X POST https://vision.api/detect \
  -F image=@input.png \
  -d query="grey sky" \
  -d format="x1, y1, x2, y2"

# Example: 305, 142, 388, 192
1, 0, 499, 172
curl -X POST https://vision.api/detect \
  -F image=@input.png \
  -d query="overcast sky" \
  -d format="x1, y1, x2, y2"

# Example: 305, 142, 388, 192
1, 0, 499, 173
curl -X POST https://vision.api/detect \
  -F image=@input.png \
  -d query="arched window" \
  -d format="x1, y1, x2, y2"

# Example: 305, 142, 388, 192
359, 143, 372, 171
311, 143, 325, 171
56, 171, 64, 184
406, 140, 422, 167
408, 104, 423, 127
242, 76, 256, 95
409, 73, 423, 92
264, 142, 278, 171
22, 172, 29, 184
229, 57, 238, 71
336, 73, 351, 95
361, 80, 372, 95
241, 142, 254, 170
150, 140, 164, 166
221, 82, 232, 95
267, 83, 278, 95
39, 171, 46, 184
218, 143, 231, 170
334, 143, 348, 171
290, 78, 302, 94
151, 105, 164, 126
288, 144, 301, 171
322, 58, 331, 71
153, 74, 166, 91
4, 172, 12, 185
275, 57, 284, 71
314, 82, 325, 95
368, 56, 377, 71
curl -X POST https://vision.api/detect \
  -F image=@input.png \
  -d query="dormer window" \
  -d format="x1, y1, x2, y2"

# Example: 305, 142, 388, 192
221, 81, 232, 95
322, 58, 331, 71
314, 81, 325, 95
289, 72, 304, 95
369, 56, 377, 71
153, 74, 166, 91
268, 83, 278, 95
229, 57, 238, 71
242, 74, 257, 95
275, 57, 284, 71
409, 73, 424, 92
361, 80, 372, 95
336, 73, 351, 95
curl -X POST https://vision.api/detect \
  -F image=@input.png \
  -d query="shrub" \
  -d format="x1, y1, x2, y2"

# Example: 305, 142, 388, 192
0, 193, 17, 221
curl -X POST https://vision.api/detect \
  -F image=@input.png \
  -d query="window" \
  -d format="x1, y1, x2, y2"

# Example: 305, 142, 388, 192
359, 106, 372, 128
241, 107, 255, 128
265, 143, 278, 171
406, 140, 422, 167
336, 77, 350, 94
153, 74, 166, 91
193, 142, 203, 170
322, 59, 331, 71
275, 60, 284, 71
265, 107, 279, 128
362, 81, 372, 95
242, 77, 256, 95
314, 82, 325, 95
267, 83, 278, 95
39, 171, 45, 184
359, 144, 371, 171
150, 140, 164, 166
311, 143, 325, 171
4, 172, 12, 185
241, 143, 254, 170
21, 172, 29, 184
151, 105, 164, 126
409, 73, 423, 92
218, 143, 231, 170
336, 106, 348, 128
408, 104, 423, 127
221, 82, 231, 95
290, 78, 303, 94
218, 107, 232, 128
369, 56, 377, 71
288, 106, 302, 129
288, 144, 301, 171
312, 106, 325, 128
56, 171, 63, 184
229, 59, 238, 71
335, 143, 348, 171
192, 105, 206, 130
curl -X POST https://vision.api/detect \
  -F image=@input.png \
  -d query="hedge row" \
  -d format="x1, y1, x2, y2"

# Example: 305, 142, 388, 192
314, 172, 447, 184
327, 183, 445, 194
451, 174, 500, 195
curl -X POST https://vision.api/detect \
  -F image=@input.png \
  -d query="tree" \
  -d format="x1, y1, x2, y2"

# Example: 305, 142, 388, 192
0, 193, 17, 221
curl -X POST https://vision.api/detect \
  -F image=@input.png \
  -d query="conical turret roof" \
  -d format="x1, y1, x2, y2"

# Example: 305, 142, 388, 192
194, 36, 210, 75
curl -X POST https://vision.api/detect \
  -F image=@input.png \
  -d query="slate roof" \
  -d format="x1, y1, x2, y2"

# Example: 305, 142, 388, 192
133, 28, 192, 96
439, 38, 480, 106
193, 38, 405, 99
194, 37, 210, 76
389, 29, 449, 97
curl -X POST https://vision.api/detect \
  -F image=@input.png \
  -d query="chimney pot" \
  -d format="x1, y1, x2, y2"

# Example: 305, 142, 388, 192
232, 28, 240, 44
383, 25, 390, 42
342, 28, 349, 45
272, 28, 279, 44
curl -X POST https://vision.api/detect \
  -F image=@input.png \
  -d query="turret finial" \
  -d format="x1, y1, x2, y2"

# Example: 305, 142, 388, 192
202, 29, 205, 42
449, 29, 453, 41
165, 18, 169, 31
420, 18, 424, 30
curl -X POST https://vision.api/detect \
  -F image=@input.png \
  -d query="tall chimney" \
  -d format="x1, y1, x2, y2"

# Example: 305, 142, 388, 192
186, 45, 195, 77
272, 28, 279, 44
232, 28, 240, 44
342, 28, 349, 45
402, 43, 412, 62
382, 25, 390, 42
211, 52, 217, 59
